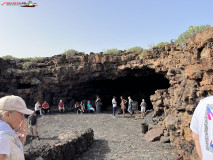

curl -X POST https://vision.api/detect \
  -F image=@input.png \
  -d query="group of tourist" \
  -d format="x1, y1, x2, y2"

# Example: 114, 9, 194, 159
0, 94, 212, 159
112, 96, 147, 118
74, 96, 102, 114
34, 101, 50, 115
34, 96, 146, 119
34, 99, 66, 115
0, 95, 145, 160
33, 96, 102, 115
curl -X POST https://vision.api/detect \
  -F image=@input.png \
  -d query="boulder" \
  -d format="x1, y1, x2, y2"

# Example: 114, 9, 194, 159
145, 126, 164, 142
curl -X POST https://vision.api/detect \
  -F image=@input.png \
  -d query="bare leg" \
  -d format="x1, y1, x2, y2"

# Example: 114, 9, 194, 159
31, 130, 34, 137
122, 109, 125, 118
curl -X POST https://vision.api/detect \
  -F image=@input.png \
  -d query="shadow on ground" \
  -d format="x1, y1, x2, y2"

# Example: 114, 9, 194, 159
76, 139, 110, 160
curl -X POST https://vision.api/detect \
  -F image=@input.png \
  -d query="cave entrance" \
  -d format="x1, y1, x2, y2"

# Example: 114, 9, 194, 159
73, 68, 170, 111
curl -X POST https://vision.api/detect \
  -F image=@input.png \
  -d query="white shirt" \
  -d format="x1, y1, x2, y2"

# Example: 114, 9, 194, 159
112, 99, 117, 107
190, 96, 213, 160
0, 120, 25, 160
0, 134, 25, 160
0, 134, 10, 156
35, 103, 41, 111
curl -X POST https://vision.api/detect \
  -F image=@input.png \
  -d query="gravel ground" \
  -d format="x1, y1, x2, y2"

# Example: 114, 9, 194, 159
25, 110, 176, 160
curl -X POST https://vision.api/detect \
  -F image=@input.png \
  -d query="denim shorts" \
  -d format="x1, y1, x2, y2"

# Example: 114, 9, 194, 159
128, 106, 131, 111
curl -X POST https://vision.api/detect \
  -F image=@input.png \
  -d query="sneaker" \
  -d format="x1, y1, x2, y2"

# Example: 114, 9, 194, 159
37, 136, 40, 140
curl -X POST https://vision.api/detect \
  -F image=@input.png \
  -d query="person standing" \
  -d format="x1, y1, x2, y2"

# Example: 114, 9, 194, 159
58, 100, 65, 113
140, 99, 147, 119
0, 95, 34, 160
112, 96, 117, 117
28, 112, 40, 140
120, 96, 127, 118
128, 96, 133, 115
190, 96, 213, 159
95, 96, 102, 114
35, 101, 42, 116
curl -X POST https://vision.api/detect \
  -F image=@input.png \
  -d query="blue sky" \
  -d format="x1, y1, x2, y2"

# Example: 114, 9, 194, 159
0, 0, 213, 58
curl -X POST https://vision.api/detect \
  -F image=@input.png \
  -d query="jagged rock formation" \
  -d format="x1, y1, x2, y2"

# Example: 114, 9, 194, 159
1, 27, 213, 158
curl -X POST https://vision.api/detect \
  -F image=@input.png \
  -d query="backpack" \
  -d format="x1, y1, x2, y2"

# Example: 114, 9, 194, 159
29, 115, 37, 126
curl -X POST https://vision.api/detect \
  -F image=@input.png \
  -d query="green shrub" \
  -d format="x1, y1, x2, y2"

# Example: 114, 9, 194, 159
140, 49, 149, 57
126, 46, 143, 53
155, 42, 169, 48
175, 24, 211, 48
103, 48, 121, 55
32, 57, 45, 62
61, 49, 85, 58
1, 55, 17, 60
21, 57, 32, 61
22, 61, 33, 69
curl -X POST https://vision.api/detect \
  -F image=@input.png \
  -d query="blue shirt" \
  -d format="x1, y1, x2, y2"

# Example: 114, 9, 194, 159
87, 103, 92, 109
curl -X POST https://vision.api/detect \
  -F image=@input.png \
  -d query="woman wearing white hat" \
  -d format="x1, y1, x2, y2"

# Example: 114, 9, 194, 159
0, 95, 34, 160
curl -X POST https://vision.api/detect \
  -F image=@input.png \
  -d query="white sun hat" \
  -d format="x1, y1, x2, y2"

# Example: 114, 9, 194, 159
0, 95, 34, 115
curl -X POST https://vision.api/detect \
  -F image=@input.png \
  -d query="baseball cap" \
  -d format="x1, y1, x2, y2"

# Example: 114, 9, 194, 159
0, 95, 34, 115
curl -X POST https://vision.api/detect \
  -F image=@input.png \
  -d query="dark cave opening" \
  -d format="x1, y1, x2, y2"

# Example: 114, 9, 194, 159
72, 68, 170, 111
17, 83, 33, 89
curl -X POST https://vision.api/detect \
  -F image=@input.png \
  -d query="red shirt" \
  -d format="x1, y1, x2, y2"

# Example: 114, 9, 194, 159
58, 102, 64, 108
42, 103, 49, 109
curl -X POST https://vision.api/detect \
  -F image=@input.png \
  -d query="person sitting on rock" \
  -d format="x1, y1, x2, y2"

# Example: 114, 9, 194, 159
74, 102, 82, 114
80, 101, 85, 113
42, 101, 50, 114
140, 99, 147, 119
58, 100, 65, 113
28, 112, 40, 140
87, 101, 95, 112
35, 101, 42, 116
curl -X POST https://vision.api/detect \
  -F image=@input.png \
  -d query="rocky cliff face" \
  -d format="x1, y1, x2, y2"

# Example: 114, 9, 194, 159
1, 27, 213, 157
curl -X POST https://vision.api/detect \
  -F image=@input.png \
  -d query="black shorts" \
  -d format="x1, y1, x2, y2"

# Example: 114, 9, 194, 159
74, 107, 81, 112
35, 110, 40, 115
42, 108, 49, 113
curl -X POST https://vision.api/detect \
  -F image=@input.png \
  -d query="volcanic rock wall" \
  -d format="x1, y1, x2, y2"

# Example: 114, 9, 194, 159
1, 27, 213, 157
147, 27, 213, 157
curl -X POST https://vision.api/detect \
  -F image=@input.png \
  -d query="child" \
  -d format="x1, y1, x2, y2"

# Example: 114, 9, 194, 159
28, 112, 40, 140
